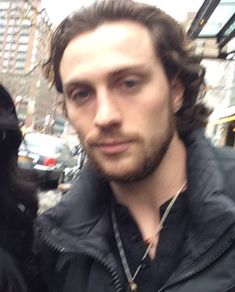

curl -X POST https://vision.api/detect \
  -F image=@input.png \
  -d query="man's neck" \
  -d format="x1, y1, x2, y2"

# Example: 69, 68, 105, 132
111, 133, 187, 208
110, 133, 187, 255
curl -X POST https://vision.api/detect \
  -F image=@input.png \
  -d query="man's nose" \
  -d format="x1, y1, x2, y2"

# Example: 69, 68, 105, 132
94, 90, 122, 128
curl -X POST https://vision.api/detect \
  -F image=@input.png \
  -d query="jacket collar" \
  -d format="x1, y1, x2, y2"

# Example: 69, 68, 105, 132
184, 130, 235, 260
38, 130, 235, 258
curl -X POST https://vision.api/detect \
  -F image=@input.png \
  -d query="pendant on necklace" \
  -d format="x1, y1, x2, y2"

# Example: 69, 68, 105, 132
129, 281, 137, 292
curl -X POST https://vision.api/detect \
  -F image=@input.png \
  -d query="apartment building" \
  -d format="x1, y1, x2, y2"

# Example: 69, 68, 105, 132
0, 0, 64, 133
0, 0, 47, 72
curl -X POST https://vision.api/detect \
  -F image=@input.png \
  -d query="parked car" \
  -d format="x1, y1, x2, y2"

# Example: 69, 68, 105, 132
18, 133, 77, 186
58, 144, 86, 194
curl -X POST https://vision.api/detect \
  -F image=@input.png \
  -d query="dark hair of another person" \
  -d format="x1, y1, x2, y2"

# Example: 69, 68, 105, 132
0, 84, 38, 255
43, 0, 211, 137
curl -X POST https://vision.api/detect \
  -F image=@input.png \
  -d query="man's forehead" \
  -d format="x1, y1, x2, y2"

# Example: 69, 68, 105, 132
60, 20, 158, 82
63, 20, 153, 59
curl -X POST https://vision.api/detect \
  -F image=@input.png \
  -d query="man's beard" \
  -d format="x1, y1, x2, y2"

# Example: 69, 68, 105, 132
81, 114, 175, 183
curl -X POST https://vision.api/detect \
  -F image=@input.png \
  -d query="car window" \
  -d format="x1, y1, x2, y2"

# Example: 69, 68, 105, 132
24, 135, 63, 156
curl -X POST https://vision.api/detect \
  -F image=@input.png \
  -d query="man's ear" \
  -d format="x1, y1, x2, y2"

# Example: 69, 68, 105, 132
171, 79, 184, 113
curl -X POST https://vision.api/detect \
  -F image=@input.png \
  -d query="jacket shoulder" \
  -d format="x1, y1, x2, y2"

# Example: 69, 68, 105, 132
213, 146, 235, 171
213, 146, 235, 201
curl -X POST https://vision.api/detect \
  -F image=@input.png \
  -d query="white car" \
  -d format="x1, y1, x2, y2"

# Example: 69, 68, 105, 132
18, 133, 77, 186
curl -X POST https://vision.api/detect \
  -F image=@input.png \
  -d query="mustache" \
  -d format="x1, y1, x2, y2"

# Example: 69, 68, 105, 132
86, 131, 141, 145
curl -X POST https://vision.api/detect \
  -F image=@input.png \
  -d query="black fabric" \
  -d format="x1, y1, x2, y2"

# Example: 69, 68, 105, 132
0, 247, 27, 292
0, 84, 20, 131
0, 192, 48, 292
0, 197, 35, 260
35, 130, 235, 292
112, 190, 188, 291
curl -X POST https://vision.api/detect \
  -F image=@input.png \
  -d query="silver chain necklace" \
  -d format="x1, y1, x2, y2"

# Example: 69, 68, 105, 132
111, 181, 187, 292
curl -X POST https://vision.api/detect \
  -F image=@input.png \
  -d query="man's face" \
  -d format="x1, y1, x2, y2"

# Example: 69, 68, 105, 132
60, 21, 183, 183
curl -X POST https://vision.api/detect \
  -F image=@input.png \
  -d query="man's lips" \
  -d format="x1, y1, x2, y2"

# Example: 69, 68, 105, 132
93, 140, 132, 154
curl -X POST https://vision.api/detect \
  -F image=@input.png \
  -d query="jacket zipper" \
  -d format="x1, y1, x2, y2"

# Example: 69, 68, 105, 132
39, 228, 124, 292
38, 223, 235, 292
158, 234, 234, 291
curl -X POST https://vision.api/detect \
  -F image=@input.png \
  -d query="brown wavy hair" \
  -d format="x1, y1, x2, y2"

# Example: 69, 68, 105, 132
43, 0, 211, 136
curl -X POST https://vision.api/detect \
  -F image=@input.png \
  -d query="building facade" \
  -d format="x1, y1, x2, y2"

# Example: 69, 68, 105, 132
0, 0, 65, 134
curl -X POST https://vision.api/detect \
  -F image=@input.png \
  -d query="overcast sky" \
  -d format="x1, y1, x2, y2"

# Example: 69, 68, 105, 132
41, 0, 204, 26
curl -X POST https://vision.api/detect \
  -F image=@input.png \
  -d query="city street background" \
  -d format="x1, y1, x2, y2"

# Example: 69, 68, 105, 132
38, 186, 62, 214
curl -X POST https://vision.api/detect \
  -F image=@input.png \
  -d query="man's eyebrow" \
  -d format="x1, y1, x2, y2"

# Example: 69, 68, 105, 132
63, 80, 92, 95
106, 65, 151, 85
109, 65, 150, 78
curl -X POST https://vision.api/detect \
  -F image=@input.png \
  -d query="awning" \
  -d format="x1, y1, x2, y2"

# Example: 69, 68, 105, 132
217, 114, 235, 124
187, 0, 235, 59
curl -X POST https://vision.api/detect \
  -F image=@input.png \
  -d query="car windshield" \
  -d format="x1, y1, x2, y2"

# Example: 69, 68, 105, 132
24, 134, 64, 157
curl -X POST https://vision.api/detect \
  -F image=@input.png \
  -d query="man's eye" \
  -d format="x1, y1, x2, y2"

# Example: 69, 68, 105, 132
70, 88, 91, 100
117, 78, 141, 94
123, 80, 138, 88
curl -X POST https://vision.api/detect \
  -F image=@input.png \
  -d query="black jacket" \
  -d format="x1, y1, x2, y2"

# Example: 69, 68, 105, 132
35, 130, 235, 292
0, 188, 48, 292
